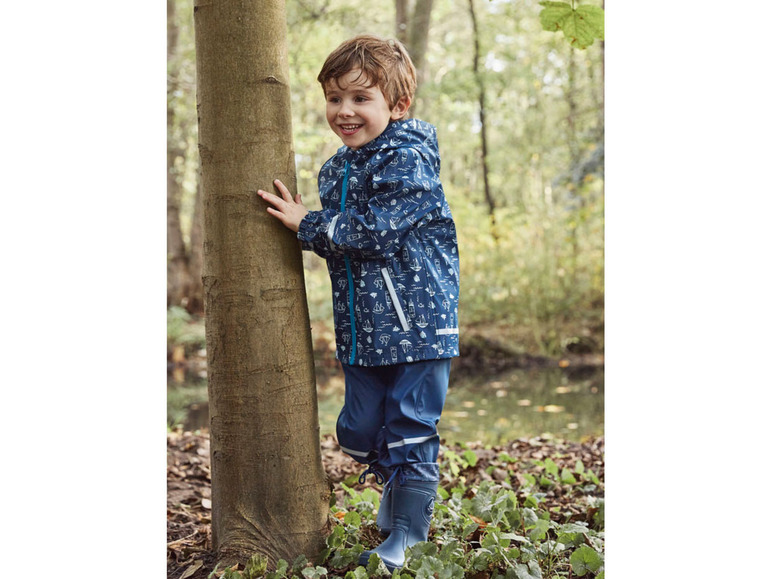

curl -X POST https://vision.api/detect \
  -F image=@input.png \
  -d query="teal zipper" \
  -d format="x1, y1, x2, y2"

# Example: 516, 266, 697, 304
340, 161, 356, 364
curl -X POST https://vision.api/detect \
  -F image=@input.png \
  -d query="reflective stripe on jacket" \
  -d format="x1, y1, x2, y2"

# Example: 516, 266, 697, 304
298, 118, 460, 367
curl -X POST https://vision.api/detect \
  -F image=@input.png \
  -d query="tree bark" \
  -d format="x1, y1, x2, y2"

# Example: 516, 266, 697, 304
407, 0, 433, 89
394, 0, 434, 118
194, 0, 330, 566
395, 0, 408, 44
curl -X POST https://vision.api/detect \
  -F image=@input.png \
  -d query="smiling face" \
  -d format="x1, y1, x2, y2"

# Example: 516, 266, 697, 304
325, 69, 410, 150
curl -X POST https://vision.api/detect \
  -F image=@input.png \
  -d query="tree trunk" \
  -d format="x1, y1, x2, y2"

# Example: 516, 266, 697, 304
468, 0, 497, 241
394, 0, 434, 118
194, 0, 330, 567
167, 139, 192, 307
395, 0, 408, 44
407, 0, 433, 90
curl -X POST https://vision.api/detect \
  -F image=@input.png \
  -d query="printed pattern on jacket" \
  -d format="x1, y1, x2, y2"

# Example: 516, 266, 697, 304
298, 119, 460, 367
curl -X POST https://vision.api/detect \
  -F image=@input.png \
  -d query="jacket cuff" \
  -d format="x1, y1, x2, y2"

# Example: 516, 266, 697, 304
297, 211, 324, 243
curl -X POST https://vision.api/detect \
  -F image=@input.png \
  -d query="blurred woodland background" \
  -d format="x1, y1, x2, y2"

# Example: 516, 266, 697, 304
167, 0, 604, 365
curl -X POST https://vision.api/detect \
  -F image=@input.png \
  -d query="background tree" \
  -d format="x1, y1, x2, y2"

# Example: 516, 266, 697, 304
168, 0, 204, 312
467, 0, 497, 240
194, 0, 330, 566
394, 0, 434, 117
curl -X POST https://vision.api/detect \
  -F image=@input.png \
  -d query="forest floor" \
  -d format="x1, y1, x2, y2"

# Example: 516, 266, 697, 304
167, 430, 604, 579
167, 315, 604, 578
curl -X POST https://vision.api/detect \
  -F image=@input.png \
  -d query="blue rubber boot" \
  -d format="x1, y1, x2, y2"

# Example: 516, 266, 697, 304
375, 468, 398, 537
358, 464, 439, 571
359, 465, 394, 537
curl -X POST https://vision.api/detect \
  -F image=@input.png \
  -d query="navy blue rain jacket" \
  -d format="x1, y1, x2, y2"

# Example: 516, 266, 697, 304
298, 118, 460, 367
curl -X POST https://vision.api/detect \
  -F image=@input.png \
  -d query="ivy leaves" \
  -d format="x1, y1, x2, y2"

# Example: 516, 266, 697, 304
538, 1, 605, 49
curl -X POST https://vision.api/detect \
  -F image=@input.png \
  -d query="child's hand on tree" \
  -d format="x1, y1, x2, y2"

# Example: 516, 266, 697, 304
258, 179, 308, 233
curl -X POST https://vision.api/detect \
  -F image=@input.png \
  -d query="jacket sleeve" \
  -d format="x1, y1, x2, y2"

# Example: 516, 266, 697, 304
297, 208, 340, 259
297, 147, 443, 260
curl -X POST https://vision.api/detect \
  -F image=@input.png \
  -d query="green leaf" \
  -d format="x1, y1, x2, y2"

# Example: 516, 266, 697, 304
360, 487, 381, 506
469, 549, 494, 571
292, 555, 308, 573
463, 450, 479, 467
265, 560, 289, 579
243, 554, 268, 579
543, 458, 559, 478
326, 524, 345, 548
318, 549, 333, 566
575, 459, 585, 474
329, 545, 363, 568
343, 510, 361, 527
538, 1, 605, 49
556, 523, 589, 548
342, 474, 360, 488
523, 494, 539, 508
344, 568, 367, 579
585, 469, 601, 485
501, 532, 528, 542
365, 553, 390, 576
462, 520, 480, 538
570, 545, 603, 576
301, 566, 328, 579
560, 468, 577, 485
481, 528, 504, 549
522, 508, 539, 527
437, 539, 466, 564
539, 1, 572, 30
527, 518, 550, 542
558, 522, 590, 535
514, 561, 543, 579
408, 541, 439, 559
592, 498, 605, 528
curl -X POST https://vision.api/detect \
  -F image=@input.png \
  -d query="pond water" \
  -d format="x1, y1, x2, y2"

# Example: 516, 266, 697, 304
167, 362, 603, 445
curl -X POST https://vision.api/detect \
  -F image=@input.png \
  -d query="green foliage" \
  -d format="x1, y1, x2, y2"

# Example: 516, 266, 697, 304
167, 306, 206, 351
244, 555, 269, 579
301, 566, 329, 578
569, 545, 604, 576
539, 1, 604, 49
265, 559, 289, 579
204, 442, 603, 578
447, 175, 604, 356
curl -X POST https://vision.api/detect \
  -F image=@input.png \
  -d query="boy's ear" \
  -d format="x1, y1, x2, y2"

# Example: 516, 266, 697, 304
390, 96, 411, 120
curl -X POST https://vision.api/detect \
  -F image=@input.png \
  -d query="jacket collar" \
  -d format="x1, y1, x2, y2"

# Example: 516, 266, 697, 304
336, 118, 435, 163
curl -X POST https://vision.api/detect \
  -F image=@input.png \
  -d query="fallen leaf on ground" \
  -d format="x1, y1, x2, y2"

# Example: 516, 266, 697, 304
179, 559, 203, 579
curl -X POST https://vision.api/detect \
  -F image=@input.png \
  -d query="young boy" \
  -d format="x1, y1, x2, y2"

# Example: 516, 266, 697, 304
257, 35, 459, 571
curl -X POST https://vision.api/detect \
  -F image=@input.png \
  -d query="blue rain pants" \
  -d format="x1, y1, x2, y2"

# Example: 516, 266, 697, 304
336, 359, 451, 470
